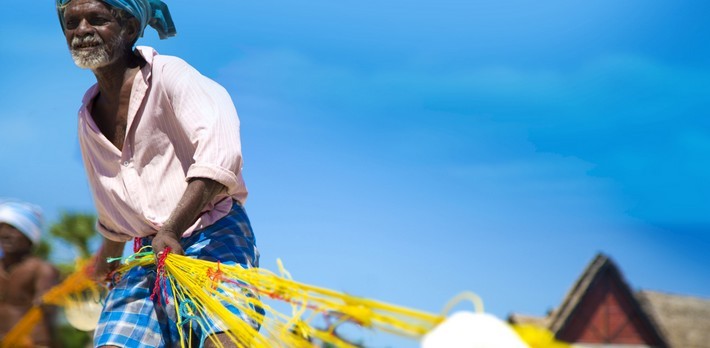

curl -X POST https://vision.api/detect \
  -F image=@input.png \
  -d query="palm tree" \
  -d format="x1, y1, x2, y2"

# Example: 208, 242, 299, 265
33, 239, 52, 260
49, 212, 97, 259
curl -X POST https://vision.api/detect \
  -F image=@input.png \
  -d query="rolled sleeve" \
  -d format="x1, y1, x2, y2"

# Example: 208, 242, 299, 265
97, 220, 132, 242
186, 163, 240, 195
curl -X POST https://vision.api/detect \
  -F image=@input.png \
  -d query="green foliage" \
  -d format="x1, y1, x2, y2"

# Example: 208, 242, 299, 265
33, 239, 52, 260
55, 323, 92, 348
55, 262, 79, 278
50, 212, 97, 259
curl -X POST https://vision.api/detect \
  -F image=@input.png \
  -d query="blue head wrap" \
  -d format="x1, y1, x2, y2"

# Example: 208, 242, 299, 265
57, 0, 177, 40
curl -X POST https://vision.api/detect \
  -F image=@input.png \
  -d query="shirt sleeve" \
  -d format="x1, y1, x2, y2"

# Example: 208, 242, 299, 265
159, 58, 244, 195
96, 219, 132, 242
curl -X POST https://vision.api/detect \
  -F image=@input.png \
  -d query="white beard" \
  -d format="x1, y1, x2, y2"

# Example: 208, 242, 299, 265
70, 30, 125, 70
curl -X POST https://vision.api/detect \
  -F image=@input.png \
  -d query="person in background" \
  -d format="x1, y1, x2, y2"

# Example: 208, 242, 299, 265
0, 200, 59, 347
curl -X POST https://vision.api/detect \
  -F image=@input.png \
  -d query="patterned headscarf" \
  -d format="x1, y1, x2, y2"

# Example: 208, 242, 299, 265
0, 200, 44, 244
57, 0, 177, 40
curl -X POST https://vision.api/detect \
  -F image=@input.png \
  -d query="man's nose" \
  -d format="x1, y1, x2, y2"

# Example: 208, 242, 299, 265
75, 18, 94, 36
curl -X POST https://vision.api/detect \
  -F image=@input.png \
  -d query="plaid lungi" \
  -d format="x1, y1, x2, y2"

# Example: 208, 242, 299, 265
94, 201, 261, 348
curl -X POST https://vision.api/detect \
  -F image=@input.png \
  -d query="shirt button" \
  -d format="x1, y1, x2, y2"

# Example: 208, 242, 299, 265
123, 161, 130, 167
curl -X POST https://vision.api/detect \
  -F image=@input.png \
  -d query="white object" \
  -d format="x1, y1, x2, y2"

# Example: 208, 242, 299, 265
65, 300, 103, 331
421, 311, 529, 348
0, 201, 43, 244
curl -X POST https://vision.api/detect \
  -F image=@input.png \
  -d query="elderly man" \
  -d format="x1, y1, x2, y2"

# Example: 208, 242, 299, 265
0, 201, 58, 347
57, 0, 261, 347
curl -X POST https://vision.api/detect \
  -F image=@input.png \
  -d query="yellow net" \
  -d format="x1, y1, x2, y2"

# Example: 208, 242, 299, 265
3, 250, 571, 348
113, 249, 443, 347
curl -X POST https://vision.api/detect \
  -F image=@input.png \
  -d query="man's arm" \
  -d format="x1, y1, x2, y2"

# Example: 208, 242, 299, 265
92, 238, 125, 281
151, 177, 225, 255
34, 261, 59, 347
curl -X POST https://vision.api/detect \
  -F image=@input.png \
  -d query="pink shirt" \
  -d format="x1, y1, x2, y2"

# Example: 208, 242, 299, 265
78, 46, 247, 242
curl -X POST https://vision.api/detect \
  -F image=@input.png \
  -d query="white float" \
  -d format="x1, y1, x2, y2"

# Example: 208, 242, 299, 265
64, 299, 103, 332
421, 311, 529, 348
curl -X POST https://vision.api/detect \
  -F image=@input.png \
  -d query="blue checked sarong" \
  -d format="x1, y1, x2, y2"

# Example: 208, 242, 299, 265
94, 201, 262, 348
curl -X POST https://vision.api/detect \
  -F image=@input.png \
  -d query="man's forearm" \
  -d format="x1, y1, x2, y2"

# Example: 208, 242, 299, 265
100, 238, 126, 259
98, 238, 126, 271
161, 178, 225, 238
35, 264, 59, 347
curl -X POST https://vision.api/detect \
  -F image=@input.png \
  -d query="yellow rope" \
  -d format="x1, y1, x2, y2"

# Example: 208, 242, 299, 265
3, 251, 571, 348
114, 252, 443, 347
440, 291, 485, 315
116, 252, 569, 347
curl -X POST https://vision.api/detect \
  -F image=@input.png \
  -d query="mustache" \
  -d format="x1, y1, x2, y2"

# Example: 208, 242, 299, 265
71, 34, 105, 49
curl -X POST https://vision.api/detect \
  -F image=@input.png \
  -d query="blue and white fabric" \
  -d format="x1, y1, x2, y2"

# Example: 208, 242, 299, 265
94, 201, 261, 348
0, 200, 44, 244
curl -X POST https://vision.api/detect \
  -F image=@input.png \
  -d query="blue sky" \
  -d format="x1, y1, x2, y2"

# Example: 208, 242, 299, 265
1, 1, 709, 346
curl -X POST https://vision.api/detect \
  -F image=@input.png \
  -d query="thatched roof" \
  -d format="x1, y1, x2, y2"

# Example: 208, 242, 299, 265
507, 313, 548, 327
548, 254, 665, 345
545, 253, 616, 334
637, 290, 710, 348
508, 253, 680, 348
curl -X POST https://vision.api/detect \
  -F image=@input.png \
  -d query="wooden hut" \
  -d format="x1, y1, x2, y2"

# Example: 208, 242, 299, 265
508, 253, 710, 348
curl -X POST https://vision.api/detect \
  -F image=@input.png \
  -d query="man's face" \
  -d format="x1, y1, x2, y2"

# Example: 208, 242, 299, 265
0, 223, 32, 256
62, 0, 128, 69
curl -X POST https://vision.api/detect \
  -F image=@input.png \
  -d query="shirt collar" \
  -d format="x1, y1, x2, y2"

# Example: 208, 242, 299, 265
80, 46, 158, 106
135, 45, 157, 84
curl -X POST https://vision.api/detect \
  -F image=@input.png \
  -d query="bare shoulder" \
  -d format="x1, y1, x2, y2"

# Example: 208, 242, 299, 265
22, 257, 58, 278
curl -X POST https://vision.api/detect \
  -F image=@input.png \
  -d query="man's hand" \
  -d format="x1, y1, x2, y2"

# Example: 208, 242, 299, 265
90, 238, 125, 283
91, 257, 121, 283
152, 229, 184, 256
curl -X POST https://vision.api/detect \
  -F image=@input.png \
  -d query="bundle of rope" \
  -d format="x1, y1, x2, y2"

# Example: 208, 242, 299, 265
110, 248, 569, 347
112, 247, 442, 347
3, 248, 571, 348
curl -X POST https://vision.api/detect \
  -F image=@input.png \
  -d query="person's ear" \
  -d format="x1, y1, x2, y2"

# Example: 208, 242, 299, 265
125, 17, 141, 44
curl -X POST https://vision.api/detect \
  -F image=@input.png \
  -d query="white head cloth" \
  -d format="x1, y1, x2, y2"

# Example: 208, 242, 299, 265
0, 200, 44, 244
